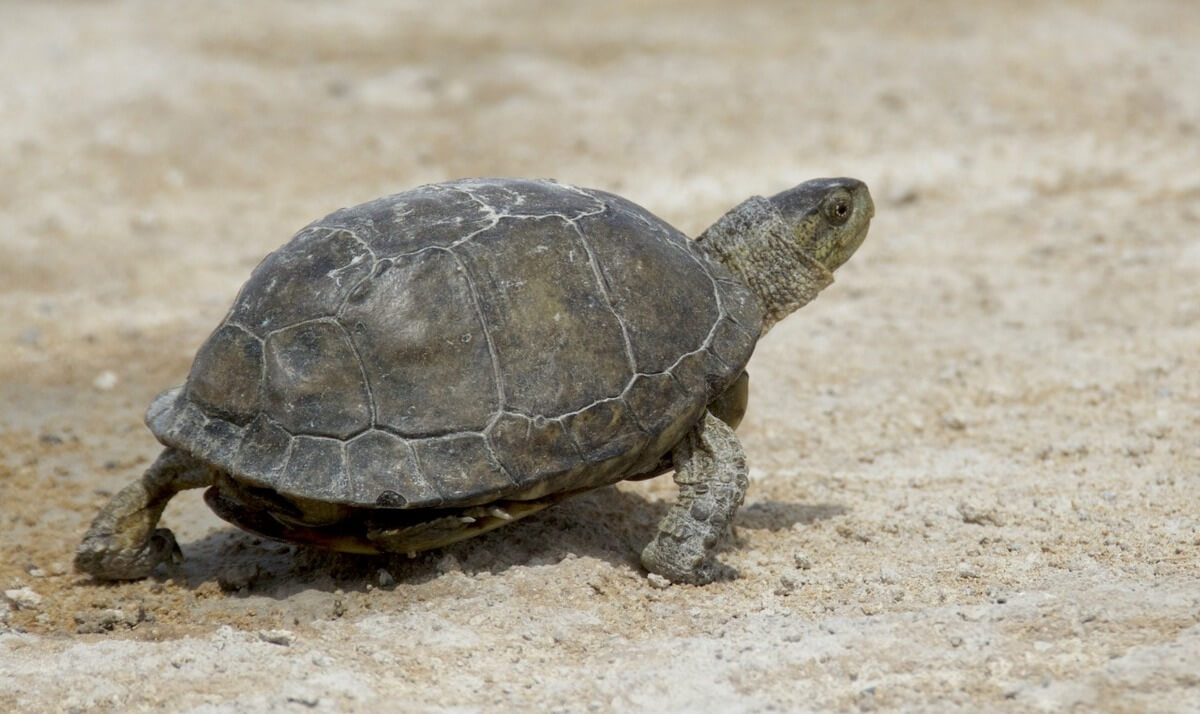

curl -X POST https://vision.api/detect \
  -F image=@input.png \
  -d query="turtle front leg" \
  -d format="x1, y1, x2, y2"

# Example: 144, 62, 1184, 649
76, 448, 215, 581
641, 410, 749, 585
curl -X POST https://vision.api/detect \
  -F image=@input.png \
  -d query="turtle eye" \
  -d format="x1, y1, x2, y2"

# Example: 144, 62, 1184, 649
822, 191, 853, 226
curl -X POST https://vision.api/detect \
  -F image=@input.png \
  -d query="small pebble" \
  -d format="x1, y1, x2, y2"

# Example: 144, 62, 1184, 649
259, 629, 296, 646
377, 568, 395, 587
75, 608, 143, 634
435, 553, 462, 574
217, 563, 260, 592
1122, 437, 1154, 458
92, 370, 119, 391
646, 573, 672, 589
311, 652, 333, 667
957, 501, 1005, 527
793, 551, 813, 570
956, 562, 981, 579
286, 694, 320, 708
886, 184, 920, 206
941, 413, 967, 430
5, 586, 43, 610
836, 524, 872, 543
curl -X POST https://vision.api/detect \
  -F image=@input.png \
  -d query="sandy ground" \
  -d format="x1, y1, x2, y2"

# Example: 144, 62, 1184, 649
2, 1, 1199, 712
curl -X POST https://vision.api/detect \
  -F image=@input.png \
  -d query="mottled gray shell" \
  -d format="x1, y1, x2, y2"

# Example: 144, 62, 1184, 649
147, 179, 762, 509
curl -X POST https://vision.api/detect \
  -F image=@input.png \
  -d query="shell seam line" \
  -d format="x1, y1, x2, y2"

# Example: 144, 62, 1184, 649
446, 247, 508, 418
481, 435, 521, 489
330, 225, 379, 265
402, 438, 443, 506
406, 443, 448, 503
330, 318, 378, 427
571, 221, 639, 376
355, 192, 608, 265
321, 225, 380, 319
272, 437, 296, 490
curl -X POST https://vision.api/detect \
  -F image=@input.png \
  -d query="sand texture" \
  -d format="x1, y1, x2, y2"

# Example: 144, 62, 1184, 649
1, 2, 1198, 712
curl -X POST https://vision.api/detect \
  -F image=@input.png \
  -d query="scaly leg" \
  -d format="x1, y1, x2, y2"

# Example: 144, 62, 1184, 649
76, 448, 215, 580
641, 410, 749, 584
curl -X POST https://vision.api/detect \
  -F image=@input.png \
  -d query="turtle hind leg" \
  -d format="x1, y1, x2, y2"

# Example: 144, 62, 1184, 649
641, 410, 749, 585
75, 448, 215, 581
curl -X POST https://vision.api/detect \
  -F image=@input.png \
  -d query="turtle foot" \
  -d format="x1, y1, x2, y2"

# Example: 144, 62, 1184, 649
75, 448, 213, 581
641, 534, 736, 585
76, 526, 183, 581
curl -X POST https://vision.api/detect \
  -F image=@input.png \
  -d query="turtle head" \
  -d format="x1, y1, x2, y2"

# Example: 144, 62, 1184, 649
698, 177, 874, 333
768, 177, 874, 273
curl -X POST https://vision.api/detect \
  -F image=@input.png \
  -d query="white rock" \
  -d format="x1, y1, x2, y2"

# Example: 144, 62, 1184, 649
4, 586, 42, 609
92, 370, 119, 391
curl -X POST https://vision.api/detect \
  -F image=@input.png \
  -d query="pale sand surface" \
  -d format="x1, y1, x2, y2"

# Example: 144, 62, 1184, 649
1, 2, 1198, 712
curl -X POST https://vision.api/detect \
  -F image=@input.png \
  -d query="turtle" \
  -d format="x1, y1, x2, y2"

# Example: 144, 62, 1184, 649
76, 176, 873, 585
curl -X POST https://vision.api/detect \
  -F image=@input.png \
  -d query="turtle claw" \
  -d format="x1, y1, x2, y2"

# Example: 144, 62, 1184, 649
152, 527, 185, 567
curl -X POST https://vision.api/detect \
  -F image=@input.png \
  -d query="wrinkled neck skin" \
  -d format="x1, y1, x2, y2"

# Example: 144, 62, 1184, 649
696, 195, 834, 335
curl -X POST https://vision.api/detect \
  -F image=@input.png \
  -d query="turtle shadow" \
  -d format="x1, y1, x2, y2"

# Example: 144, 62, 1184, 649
736, 500, 848, 531
165, 489, 846, 599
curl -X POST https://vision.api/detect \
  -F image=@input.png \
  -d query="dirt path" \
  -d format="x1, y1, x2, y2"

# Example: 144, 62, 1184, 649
2, 2, 1198, 711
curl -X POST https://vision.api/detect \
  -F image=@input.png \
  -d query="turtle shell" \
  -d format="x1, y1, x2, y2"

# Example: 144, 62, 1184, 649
147, 178, 762, 510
